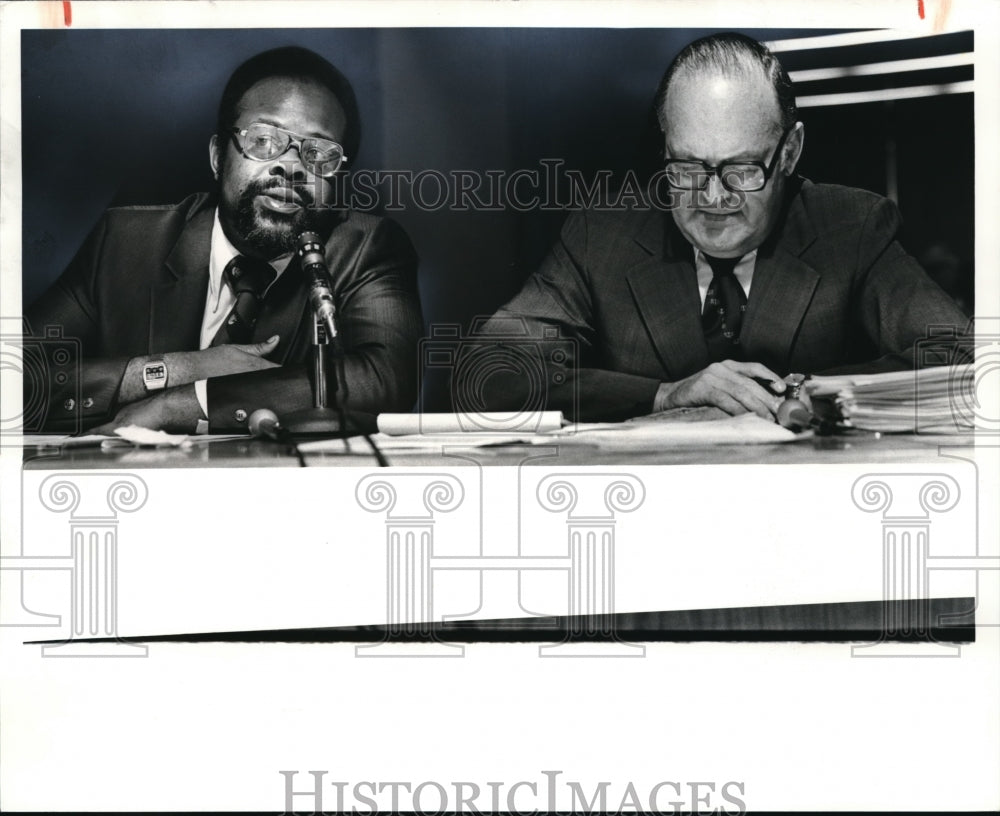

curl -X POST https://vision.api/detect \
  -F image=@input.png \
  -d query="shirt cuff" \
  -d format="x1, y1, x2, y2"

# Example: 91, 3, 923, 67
193, 379, 210, 434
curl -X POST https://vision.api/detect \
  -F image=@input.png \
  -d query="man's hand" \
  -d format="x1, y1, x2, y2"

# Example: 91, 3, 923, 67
92, 384, 204, 435
654, 360, 786, 419
118, 336, 281, 404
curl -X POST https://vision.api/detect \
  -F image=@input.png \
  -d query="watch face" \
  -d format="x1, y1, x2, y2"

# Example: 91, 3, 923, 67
144, 362, 167, 388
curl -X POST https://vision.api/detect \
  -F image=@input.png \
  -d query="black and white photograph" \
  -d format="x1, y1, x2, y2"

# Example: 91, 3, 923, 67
1, 0, 997, 813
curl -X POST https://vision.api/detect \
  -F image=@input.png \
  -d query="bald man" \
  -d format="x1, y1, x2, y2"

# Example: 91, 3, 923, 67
478, 32, 967, 422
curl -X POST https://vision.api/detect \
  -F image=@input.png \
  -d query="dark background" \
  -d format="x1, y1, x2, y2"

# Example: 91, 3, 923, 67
20, 27, 975, 403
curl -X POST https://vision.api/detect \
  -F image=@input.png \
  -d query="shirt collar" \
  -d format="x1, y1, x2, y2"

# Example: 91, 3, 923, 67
208, 209, 294, 307
694, 247, 757, 292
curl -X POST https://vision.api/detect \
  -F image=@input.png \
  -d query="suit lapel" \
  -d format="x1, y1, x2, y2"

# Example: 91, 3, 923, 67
740, 180, 822, 367
627, 258, 708, 378
740, 246, 821, 367
149, 206, 213, 354
625, 213, 709, 378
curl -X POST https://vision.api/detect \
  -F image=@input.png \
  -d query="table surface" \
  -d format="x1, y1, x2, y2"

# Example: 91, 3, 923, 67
16, 436, 984, 643
21, 430, 978, 468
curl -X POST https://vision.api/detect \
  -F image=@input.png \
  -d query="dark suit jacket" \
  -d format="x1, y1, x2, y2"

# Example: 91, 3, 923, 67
484, 178, 969, 421
26, 192, 422, 431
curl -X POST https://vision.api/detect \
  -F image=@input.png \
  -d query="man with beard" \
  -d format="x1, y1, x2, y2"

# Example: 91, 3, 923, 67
25, 46, 422, 433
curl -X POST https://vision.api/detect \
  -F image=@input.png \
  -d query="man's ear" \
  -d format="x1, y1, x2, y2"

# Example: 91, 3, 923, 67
783, 122, 805, 175
209, 134, 221, 180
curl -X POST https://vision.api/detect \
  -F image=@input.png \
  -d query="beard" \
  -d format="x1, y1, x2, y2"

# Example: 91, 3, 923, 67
229, 177, 338, 258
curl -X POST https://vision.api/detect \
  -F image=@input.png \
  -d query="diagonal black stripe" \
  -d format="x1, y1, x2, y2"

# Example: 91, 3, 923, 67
27, 597, 976, 646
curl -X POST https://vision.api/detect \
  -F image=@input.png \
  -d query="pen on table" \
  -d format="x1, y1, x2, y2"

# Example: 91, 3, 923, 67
751, 376, 787, 396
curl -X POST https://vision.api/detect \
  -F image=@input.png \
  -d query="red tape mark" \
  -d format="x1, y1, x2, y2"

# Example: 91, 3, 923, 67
918, 0, 925, 19
63, 1, 72, 26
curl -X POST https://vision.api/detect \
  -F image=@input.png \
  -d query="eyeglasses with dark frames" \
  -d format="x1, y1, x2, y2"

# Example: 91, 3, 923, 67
664, 126, 794, 193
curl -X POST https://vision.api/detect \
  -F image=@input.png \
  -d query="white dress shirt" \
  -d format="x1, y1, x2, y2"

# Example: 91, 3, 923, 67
694, 248, 757, 308
192, 210, 292, 429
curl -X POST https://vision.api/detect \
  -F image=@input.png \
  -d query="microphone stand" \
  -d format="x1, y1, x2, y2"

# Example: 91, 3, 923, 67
313, 314, 333, 411
279, 232, 377, 438
281, 304, 377, 438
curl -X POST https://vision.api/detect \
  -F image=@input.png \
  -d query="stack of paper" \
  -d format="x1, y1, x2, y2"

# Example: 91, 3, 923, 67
805, 365, 977, 433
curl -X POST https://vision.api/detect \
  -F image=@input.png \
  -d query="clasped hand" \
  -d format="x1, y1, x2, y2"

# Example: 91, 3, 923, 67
654, 360, 787, 419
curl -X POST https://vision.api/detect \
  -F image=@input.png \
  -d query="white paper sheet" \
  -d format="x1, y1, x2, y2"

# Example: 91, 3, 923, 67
376, 411, 565, 435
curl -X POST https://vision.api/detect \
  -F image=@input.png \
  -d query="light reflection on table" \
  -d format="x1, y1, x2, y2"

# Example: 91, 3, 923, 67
21, 431, 977, 469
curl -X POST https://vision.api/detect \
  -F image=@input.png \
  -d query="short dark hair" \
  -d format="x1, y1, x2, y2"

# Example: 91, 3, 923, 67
654, 32, 797, 133
216, 46, 361, 162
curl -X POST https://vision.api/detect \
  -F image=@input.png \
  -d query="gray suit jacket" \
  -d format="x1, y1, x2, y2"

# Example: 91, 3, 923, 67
26, 193, 422, 431
485, 177, 968, 421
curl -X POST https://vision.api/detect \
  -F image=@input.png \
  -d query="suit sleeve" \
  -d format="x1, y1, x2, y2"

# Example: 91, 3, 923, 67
24, 215, 133, 432
477, 211, 661, 422
205, 217, 422, 429
819, 196, 970, 375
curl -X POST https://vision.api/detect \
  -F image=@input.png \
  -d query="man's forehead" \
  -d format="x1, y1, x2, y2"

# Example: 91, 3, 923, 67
234, 76, 346, 138
663, 70, 782, 159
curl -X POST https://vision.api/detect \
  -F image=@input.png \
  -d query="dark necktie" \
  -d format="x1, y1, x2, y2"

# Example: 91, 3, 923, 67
702, 254, 747, 362
210, 255, 276, 346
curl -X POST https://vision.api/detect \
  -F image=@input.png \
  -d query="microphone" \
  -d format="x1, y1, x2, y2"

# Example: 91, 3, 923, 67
297, 231, 337, 339
776, 398, 814, 432
248, 408, 288, 442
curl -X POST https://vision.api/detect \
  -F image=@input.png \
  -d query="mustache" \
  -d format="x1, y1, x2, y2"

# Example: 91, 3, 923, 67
243, 177, 315, 208
229, 175, 338, 258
